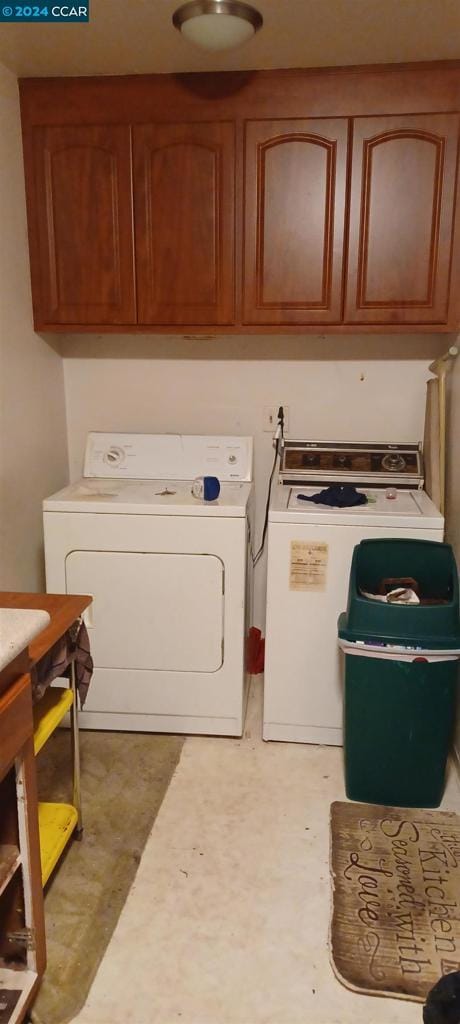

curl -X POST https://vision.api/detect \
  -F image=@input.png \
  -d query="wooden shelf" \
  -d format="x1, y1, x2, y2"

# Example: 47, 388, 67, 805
0, 968, 39, 1024
34, 689, 79, 886
0, 845, 21, 898
38, 803, 78, 886
0, 673, 46, 1023
33, 687, 73, 755
0, 595, 88, 923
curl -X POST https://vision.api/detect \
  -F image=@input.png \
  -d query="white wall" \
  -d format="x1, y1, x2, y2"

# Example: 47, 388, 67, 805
0, 61, 68, 590
62, 331, 445, 624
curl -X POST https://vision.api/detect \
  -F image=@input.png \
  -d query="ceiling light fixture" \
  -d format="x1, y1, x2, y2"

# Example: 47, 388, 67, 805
172, 0, 263, 52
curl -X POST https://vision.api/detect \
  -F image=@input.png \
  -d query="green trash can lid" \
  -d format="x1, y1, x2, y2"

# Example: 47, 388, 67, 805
339, 538, 460, 648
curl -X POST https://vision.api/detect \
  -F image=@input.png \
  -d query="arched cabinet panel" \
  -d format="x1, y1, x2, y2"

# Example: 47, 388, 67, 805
243, 119, 348, 324
345, 114, 460, 323
31, 125, 136, 325
134, 123, 235, 324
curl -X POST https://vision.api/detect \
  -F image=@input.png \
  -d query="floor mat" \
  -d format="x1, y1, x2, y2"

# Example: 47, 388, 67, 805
330, 800, 460, 1002
30, 729, 184, 1024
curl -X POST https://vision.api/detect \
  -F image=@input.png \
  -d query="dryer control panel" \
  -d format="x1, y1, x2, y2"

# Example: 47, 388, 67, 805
83, 433, 253, 482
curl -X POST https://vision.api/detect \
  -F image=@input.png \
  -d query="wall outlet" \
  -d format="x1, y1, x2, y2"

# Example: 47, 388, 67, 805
263, 405, 290, 433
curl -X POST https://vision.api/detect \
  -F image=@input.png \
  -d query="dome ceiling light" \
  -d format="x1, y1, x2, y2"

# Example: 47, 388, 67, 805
172, 0, 263, 52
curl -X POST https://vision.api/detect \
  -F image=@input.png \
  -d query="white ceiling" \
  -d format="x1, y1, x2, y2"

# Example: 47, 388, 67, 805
0, 0, 459, 78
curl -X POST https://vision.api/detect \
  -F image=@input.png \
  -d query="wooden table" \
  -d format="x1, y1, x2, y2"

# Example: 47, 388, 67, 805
0, 593, 93, 1022
0, 593, 91, 667
0, 593, 92, 884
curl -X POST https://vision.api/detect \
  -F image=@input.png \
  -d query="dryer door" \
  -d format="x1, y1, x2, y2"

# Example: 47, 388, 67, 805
65, 550, 224, 672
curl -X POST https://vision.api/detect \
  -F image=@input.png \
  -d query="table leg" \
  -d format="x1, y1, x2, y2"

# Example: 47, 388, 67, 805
69, 660, 83, 836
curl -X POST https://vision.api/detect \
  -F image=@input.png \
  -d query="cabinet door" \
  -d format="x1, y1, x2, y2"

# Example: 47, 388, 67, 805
243, 119, 348, 325
31, 125, 136, 325
345, 114, 459, 324
134, 123, 235, 325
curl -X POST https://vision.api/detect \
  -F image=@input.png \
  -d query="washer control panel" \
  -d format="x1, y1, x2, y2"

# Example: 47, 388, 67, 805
280, 440, 423, 488
84, 433, 253, 482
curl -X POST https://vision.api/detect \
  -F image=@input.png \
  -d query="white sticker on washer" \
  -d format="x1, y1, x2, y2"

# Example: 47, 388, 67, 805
289, 541, 328, 591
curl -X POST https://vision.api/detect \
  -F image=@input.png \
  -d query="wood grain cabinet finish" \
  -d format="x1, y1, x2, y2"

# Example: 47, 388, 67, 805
345, 114, 460, 324
0, 673, 46, 1023
19, 69, 460, 333
243, 119, 349, 324
133, 122, 235, 325
30, 125, 136, 325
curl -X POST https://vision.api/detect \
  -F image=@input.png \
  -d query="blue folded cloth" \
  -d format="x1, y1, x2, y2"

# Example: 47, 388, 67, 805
297, 485, 368, 508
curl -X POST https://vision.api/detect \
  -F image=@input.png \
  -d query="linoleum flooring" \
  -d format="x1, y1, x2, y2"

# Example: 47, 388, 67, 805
72, 680, 460, 1024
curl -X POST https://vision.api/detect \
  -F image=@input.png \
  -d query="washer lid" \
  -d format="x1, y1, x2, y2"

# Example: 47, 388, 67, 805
269, 486, 443, 529
43, 478, 252, 517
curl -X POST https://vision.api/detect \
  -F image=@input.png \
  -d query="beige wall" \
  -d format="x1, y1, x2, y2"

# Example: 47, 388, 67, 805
0, 56, 446, 616
0, 61, 68, 590
446, 356, 460, 556
445, 352, 460, 759
62, 332, 445, 623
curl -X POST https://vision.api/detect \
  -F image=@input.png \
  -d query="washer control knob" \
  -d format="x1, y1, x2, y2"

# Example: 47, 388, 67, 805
382, 453, 406, 472
228, 455, 237, 464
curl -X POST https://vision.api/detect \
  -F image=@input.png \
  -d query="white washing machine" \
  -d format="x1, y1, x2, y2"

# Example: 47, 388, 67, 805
263, 440, 444, 745
44, 433, 254, 736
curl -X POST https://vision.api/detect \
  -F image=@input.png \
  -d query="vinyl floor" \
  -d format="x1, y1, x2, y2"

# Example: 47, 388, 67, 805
72, 680, 460, 1024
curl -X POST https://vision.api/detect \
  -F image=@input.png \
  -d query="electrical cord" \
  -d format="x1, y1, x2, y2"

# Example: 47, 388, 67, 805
252, 407, 284, 567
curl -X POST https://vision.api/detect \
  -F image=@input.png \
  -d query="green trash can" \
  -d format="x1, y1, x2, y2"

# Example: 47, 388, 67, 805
338, 539, 460, 808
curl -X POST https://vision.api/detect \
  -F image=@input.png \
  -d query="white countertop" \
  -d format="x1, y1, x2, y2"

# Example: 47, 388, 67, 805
0, 608, 51, 673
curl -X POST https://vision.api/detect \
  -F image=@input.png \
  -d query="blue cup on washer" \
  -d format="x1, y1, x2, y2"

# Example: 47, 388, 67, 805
191, 476, 221, 501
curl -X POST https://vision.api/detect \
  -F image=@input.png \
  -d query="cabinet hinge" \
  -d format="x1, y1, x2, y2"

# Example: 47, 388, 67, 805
7, 928, 35, 952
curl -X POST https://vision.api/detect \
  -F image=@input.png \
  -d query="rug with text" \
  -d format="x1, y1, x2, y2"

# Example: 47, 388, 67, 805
330, 800, 460, 1001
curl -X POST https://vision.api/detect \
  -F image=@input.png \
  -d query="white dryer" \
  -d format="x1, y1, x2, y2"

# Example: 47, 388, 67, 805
44, 433, 254, 736
263, 440, 444, 746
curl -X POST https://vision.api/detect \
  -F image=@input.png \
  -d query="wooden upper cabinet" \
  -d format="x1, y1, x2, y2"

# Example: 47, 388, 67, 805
133, 123, 235, 325
19, 71, 460, 333
243, 118, 349, 324
345, 114, 460, 324
30, 125, 136, 326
